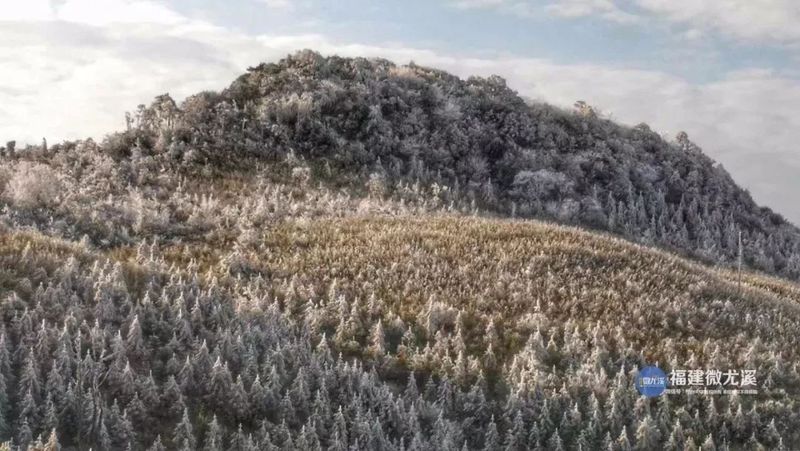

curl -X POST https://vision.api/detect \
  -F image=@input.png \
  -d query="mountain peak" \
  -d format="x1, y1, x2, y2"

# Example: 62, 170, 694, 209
4, 50, 800, 281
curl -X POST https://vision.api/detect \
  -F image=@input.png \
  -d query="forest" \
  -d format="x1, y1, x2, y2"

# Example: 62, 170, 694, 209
0, 50, 798, 449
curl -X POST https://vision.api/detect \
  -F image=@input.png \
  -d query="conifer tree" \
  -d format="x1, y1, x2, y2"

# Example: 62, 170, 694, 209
701, 434, 716, 451
148, 434, 166, 451
173, 408, 196, 450
17, 418, 32, 451
481, 415, 499, 451
98, 416, 112, 451
634, 415, 660, 450
369, 320, 386, 359
202, 415, 223, 451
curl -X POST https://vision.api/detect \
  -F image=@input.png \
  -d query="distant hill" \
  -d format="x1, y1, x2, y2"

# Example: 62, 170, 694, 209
7, 50, 798, 279
87, 49, 800, 280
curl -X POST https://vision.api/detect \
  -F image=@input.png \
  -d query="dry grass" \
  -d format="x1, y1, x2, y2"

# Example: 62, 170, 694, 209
100, 213, 800, 394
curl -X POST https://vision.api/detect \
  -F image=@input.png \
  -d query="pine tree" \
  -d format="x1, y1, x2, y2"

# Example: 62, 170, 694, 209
161, 375, 185, 419
17, 417, 33, 450
126, 392, 148, 430
482, 416, 500, 451
684, 437, 698, 451
764, 418, 781, 446
0, 335, 11, 386
78, 388, 95, 443
547, 429, 565, 451
126, 315, 144, 359
634, 415, 660, 450
174, 407, 196, 450
119, 361, 137, 401
309, 389, 330, 443
18, 388, 38, 429
207, 357, 233, 411
18, 351, 41, 403
369, 320, 386, 359
0, 404, 8, 444
404, 372, 419, 406
59, 383, 80, 442
230, 375, 250, 420
138, 370, 159, 408
203, 415, 223, 451
256, 421, 278, 451
148, 434, 166, 451
249, 374, 269, 418
279, 392, 298, 428
177, 356, 196, 395
112, 405, 135, 448
575, 428, 592, 451
274, 420, 293, 450
664, 420, 683, 451
601, 431, 613, 451
331, 406, 349, 450
41, 429, 59, 451
701, 434, 716, 451
98, 415, 112, 451
616, 429, 631, 451
503, 411, 526, 451
29, 435, 46, 451
300, 423, 322, 451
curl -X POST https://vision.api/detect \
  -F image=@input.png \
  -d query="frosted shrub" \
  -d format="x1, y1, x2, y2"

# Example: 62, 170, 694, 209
291, 166, 311, 187
0, 167, 11, 194
127, 190, 170, 235
4, 162, 62, 209
367, 171, 387, 198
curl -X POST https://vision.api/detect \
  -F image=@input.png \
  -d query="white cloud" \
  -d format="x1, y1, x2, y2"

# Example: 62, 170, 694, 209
448, 0, 800, 44
449, 0, 640, 24
57, 0, 186, 26
545, 0, 639, 24
258, 0, 293, 8
451, 0, 507, 7
633, 0, 800, 44
0, 0, 186, 25
0, 0, 55, 21
1, 1, 800, 222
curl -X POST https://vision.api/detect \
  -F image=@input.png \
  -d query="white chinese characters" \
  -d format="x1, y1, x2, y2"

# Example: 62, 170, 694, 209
668, 369, 757, 387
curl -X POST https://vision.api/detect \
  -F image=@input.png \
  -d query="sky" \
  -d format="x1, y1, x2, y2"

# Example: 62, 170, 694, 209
2, 0, 800, 223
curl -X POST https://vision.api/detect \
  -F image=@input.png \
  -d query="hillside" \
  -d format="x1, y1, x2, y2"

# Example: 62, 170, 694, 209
0, 157, 799, 449
0, 50, 799, 449
1, 207, 799, 450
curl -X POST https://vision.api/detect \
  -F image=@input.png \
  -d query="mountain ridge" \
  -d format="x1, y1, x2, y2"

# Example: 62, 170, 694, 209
87, 49, 800, 281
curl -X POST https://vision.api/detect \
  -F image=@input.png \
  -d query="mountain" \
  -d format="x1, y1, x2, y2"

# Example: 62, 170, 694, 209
6, 50, 800, 279
0, 50, 799, 449
133, 50, 800, 279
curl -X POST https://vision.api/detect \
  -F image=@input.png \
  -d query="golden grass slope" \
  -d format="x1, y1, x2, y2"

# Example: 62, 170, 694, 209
3, 213, 799, 397
251, 216, 800, 367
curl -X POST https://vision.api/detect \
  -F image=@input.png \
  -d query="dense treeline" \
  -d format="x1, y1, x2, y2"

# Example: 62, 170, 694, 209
1, 214, 799, 450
